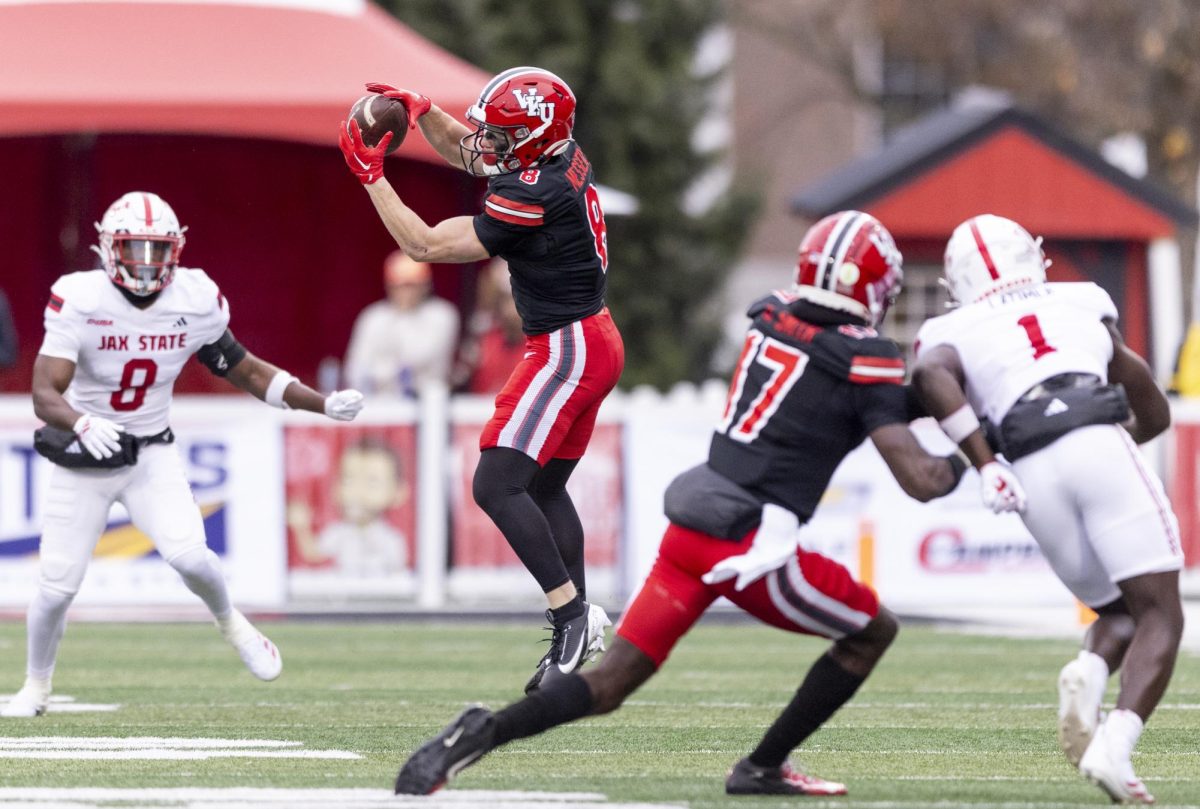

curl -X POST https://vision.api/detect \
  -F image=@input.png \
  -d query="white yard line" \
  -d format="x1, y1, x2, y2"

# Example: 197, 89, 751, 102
0, 788, 685, 808
0, 738, 359, 761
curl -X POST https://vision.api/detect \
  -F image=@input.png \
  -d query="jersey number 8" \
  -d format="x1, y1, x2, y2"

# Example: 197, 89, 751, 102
110, 358, 158, 411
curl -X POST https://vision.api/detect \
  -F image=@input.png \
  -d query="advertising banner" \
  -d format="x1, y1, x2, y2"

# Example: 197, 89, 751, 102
446, 402, 624, 602
0, 400, 285, 608
284, 421, 419, 600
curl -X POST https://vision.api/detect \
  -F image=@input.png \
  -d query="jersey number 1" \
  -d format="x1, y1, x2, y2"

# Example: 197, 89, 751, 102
110, 358, 158, 411
717, 330, 809, 442
1017, 314, 1057, 359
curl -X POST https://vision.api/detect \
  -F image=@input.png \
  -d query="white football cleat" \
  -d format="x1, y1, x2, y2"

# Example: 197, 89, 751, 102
1079, 722, 1155, 805
1058, 657, 1102, 767
1, 678, 51, 718
221, 610, 282, 682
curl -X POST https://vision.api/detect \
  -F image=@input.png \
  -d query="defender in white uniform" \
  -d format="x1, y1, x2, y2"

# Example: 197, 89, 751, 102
2, 192, 365, 718
913, 215, 1184, 804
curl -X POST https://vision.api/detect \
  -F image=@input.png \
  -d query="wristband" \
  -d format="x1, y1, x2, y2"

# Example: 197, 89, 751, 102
265, 371, 298, 409
938, 403, 981, 444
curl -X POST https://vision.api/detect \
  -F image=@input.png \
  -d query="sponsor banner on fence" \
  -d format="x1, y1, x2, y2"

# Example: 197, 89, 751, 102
284, 422, 418, 600
446, 400, 624, 601
0, 400, 285, 607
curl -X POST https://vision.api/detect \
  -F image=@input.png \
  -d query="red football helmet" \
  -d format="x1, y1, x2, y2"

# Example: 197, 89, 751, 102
460, 66, 576, 176
793, 211, 904, 326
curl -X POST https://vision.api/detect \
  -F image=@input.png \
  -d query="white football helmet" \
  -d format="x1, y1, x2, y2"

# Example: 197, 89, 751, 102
93, 191, 186, 296
943, 214, 1049, 306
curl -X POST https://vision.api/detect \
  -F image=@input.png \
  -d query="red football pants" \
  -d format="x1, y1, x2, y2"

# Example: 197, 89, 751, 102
617, 523, 880, 668
481, 307, 624, 465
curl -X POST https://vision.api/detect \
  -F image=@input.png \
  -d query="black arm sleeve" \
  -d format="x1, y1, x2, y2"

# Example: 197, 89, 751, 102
196, 329, 247, 377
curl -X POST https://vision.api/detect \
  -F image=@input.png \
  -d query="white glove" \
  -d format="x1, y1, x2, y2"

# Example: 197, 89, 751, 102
701, 504, 801, 592
324, 389, 365, 422
979, 460, 1027, 514
73, 414, 125, 460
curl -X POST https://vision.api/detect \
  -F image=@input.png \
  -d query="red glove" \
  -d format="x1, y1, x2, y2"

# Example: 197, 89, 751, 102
365, 82, 431, 129
338, 118, 392, 185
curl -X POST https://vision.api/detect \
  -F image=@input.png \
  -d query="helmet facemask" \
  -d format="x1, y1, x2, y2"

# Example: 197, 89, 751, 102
459, 122, 524, 177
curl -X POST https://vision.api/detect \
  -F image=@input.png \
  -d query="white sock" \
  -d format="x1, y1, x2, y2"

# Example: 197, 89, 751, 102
1104, 708, 1144, 763
26, 588, 74, 681
168, 547, 233, 618
1077, 650, 1109, 707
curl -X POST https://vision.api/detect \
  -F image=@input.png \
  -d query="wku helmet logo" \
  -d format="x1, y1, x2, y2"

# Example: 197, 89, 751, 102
512, 89, 556, 124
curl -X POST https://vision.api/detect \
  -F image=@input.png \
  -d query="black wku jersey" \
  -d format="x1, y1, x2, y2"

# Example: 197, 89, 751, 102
707, 291, 910, 521
472, 142, 609, 335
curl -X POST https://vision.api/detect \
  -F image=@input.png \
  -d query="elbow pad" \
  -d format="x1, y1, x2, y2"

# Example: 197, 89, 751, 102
196, 329, 248, 377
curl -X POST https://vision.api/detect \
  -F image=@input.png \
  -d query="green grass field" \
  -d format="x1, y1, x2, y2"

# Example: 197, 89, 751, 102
0, 618, 1196, 808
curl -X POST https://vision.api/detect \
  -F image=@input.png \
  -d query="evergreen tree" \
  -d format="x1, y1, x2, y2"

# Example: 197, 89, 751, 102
382, 0, 757, 387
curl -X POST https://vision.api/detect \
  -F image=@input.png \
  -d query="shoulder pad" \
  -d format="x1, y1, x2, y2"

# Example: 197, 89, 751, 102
745, 290, 794, 319
913, 312, 957, 358
1060, 281, 1119, 321
171, 268, 225, 315
49, 271, 107, 315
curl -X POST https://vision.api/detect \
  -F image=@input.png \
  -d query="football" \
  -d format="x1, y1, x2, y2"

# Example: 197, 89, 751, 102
348, 94, 408, 154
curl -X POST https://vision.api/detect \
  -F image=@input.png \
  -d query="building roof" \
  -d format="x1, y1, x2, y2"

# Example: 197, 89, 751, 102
0, 0, 490, 164
793, 99, 1196, 237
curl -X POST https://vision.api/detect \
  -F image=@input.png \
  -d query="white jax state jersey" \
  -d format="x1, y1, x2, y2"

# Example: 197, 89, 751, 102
914, 282, 1118, 424
39, 269, 230, 436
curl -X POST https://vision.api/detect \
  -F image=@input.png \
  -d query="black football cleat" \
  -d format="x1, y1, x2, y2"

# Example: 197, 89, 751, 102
524, 602, 611, 694
725, 757, 848, 796
394, 705, 496, 795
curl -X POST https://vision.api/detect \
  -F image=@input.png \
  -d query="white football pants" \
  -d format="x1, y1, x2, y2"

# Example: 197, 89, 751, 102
1013, 424, 1184, 607
24, 444, 230, 679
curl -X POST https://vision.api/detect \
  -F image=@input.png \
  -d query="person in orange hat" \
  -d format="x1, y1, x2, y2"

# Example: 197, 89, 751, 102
343, 250, 460, 397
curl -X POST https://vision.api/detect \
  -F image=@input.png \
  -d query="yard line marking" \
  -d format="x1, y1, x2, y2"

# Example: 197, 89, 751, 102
0, 695, 119, 714
0, 788, 686, 808
0, 738, 359, 761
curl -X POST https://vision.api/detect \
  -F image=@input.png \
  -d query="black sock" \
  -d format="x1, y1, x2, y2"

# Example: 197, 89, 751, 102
492, 673, 593, 746
748, 653, 866, 769
550, 595, 585, 624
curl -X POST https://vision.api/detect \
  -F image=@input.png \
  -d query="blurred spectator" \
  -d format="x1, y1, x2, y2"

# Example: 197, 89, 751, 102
287, 437, 410, 576
0, 288, 16, 369
344, 250, 460, 397
455, 259, 526, 394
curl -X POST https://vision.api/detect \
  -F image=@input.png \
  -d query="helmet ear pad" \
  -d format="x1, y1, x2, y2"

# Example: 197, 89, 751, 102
793, 210, 904, 327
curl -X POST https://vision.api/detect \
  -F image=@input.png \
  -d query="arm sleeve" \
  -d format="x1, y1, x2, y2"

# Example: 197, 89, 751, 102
38, 288, 81, 362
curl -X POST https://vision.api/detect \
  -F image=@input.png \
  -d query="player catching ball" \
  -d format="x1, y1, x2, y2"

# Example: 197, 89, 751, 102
1, 191, 364, 718
338, 67, 624, 693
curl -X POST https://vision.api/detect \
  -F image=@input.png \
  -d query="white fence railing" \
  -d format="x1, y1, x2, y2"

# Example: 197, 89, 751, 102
0, 389, 1194, 612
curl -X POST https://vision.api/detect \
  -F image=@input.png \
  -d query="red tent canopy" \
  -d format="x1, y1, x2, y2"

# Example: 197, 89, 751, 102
0, 0, 489, 163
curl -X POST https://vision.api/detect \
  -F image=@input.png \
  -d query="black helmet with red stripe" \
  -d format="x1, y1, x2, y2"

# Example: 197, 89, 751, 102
794, 210, 904, 327
459, 66, 576, 177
